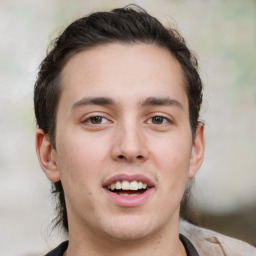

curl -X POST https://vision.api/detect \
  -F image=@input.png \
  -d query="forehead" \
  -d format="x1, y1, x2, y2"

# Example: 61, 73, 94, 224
59, 43, 188, 110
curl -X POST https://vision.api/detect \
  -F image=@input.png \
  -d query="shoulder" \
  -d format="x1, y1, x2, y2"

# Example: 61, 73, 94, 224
179, 219, 256, 256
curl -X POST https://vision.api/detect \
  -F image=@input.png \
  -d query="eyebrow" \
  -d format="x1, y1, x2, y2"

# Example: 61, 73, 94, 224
71, 96, 183, 111
141, 97, 184, 110
72, 97, 114, 109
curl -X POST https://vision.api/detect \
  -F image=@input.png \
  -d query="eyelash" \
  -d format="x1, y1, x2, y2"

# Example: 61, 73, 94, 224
81, 115, 173, 126
82, 116, 111, 125
146, 116, 172, 125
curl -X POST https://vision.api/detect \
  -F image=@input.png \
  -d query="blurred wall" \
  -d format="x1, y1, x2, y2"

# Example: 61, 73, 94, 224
0, 0, 255, 255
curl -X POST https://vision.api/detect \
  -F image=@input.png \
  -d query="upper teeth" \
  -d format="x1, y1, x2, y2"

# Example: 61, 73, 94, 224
108, 180, 148, 191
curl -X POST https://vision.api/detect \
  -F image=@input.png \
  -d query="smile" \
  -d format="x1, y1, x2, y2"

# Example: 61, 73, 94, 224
103, 174, 155, 206
107, 180, 149, 196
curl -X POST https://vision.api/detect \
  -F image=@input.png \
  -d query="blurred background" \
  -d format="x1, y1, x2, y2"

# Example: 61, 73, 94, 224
0, 0, 255, 255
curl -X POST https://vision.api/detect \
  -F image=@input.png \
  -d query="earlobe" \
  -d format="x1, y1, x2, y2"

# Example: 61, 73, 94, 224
188, 123, 205, 178
35, 129, 60, 182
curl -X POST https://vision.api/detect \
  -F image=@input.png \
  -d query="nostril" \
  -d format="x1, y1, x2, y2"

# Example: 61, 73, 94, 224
117, 155, 144, 160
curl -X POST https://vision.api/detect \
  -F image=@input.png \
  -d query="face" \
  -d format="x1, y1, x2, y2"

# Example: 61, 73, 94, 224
36, 43, 204, 243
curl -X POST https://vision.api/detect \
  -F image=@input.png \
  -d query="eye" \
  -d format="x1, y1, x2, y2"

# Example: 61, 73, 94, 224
90, 116, 104, 124
83, 116, 111, 125
151, 116, 164, 124
147, 116, 170, 125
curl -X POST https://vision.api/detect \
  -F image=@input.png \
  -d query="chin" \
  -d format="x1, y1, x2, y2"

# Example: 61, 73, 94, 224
107, 227, 152, 242
101, 214, 159, 242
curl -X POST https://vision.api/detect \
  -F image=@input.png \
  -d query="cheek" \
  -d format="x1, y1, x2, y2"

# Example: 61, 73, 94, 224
154, 133, 192, 164
55, 132, 109, 186
55, 135, 108, 212
151, 133, 192, 184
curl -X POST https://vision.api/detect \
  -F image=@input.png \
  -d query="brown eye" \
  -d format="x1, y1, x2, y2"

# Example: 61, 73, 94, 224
152, 116, 164, 124
90, 116, 103, 124
82, 115, 111, 126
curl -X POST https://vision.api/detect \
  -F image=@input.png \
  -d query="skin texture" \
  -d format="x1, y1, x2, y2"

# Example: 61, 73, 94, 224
36, 43, 204, 256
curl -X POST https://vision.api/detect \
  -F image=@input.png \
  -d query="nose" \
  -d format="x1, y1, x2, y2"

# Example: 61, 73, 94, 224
111, 122, 148, 163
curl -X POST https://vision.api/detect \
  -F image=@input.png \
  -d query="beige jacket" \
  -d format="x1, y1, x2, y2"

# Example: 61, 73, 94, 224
180, 219, 256, 255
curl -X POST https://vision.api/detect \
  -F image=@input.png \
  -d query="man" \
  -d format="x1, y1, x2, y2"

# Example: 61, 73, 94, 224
34, 5, 256, 256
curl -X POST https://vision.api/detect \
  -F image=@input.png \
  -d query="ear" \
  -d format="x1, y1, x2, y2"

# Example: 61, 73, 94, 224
35, 129, 60, 182
188, 123, 205, 178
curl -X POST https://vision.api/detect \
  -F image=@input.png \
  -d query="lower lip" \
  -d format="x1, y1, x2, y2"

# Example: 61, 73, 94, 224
103, 188, 154, 207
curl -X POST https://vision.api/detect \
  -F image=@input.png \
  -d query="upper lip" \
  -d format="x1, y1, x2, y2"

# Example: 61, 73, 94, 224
103, 174, 155, 188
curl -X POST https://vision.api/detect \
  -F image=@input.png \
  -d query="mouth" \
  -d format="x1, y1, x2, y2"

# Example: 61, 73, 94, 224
105, 180, 150, 197
103, 174, 155, 206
